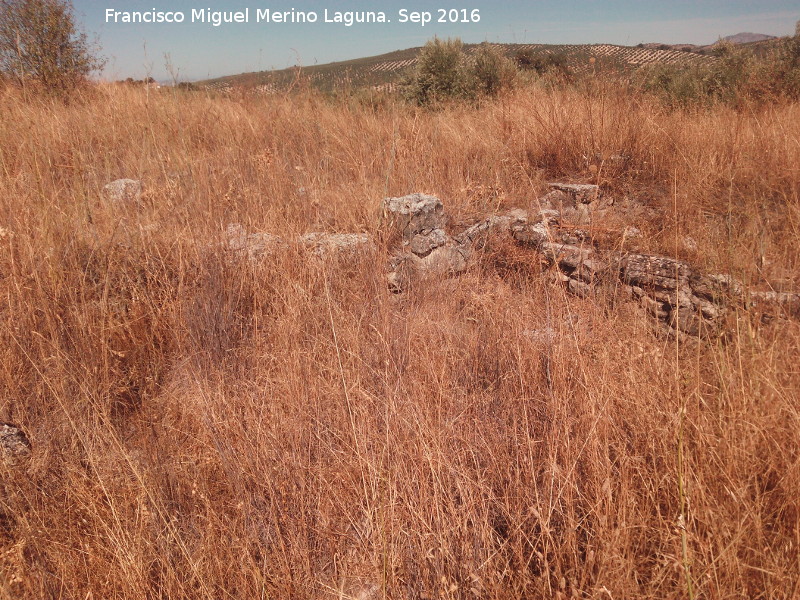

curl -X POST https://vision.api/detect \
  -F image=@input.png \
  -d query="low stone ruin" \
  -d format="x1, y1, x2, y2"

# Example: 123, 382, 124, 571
381, 193, 468, 291
223, 223, 373, 260
382, 188, 799, 336
147, 173, 795, 338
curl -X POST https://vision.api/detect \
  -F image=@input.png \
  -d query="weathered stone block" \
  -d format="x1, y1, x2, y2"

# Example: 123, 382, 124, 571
381, 193, 444, 240
102, 179, 142, 203
620, 254, 693, 290
299, 232, 373, 256
225, 223, 287, 259
409, 228, 447, 256
547, 183, 601, 204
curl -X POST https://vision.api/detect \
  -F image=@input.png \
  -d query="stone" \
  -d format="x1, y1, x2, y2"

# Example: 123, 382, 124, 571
690, 273, 744, 302
540, 242, 592, 272
381, 193, 444, 241
651, 286, 694, 309
547, 183, 601, 204
693, 297, 723, 320
640, 295, 670, 319
299, 232, 373, 256
409, 228, 447, 256
225, 223, 286, 259
682, 236, 699, 253
537, 189, 574, 211
568, 278, 592, 297
619, 254, 693, 290
511, 221, 550, 246
671, 306, 703, 337
507, 208, 529, 223
456, 216, 508, 247
0, 424, 31, 467
575, 257, 607, 283
749, 290, 800, 317
414, 244, 469, 275
536, 209, 561, 226
623, 226, 642, 239
102, 179, 142, 203
377, 192, 799, 337
386, 243, 469, 292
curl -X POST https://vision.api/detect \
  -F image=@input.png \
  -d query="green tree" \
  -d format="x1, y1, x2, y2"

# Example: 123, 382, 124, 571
402, 38, 519, 106
0, 0, 104, 92
471, 42, 516, 96
401, 37, 471, 105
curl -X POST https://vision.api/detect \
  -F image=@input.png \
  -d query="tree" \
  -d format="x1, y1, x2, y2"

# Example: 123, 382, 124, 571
401, 37, 472, 105
471, 43, 516, 96
0, 0, 104, 92
402, 38, 519, 106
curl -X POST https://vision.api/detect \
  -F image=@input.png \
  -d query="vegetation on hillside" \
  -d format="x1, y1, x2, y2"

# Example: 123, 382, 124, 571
636, 35, 800, 106
399, 38, 518, 105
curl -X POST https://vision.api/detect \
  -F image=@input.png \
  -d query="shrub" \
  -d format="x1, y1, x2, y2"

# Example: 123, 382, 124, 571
0, 0, 104, 93
514, 48, 572, 79
402, 37, 472, 105
402, 38, 519, 106
637, 35, 800, 107
470, 42, 517, 96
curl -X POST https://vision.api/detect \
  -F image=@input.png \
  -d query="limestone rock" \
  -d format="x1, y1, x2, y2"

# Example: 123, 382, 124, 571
567, 278, 592, 297
409, 228, 447, 256
575, 257, 607, 283
537, 209, 561, 226
537, 189, 574, 211
225, 223, 286, 259
670, 306, 703, 337
416, 244, 469, 274
623, 226, 642, 239
547, 183, 601, 204
690, 273, 743, 301
619, 254, 694, 290
540, 242, 593, 272
378, 192, 798, 337
454, 213, 520, 248
749, 290, 800, 317
640, 295, 670, 319
102, 179, 142, 204
0, 424, 31, 467
381, 193, 445, 241
512, 221, 551, 246
299, 232, 373, 256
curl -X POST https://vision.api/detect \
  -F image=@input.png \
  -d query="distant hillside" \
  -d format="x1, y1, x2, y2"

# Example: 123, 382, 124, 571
642, 33, 784, 56
197, 42, 713, 94
719, 32, 777, 44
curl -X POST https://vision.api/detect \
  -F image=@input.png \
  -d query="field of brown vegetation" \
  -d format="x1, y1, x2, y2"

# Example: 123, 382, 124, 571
0, 81, 798, 598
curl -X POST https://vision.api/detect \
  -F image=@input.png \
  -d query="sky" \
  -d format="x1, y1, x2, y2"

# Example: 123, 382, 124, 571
73, 1, 800, 81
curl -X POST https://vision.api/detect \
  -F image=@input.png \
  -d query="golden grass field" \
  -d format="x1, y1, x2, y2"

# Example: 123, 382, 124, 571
0, 81, 798, 598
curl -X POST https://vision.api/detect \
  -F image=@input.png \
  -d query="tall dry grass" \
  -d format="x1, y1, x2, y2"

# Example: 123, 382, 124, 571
0, 82, 798, 598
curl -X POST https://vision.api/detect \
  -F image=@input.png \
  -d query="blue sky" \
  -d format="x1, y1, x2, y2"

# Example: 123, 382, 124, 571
74, 1, 800, 81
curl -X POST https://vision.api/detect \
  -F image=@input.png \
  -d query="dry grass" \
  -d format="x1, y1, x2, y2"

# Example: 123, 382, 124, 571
0, 82, 798, 598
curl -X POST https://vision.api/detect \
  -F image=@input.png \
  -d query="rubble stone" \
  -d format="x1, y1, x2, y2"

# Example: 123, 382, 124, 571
547, 183, 601, 204
102, 179, 142, 204
381, 193, 445, 241
0, 424, 31, 467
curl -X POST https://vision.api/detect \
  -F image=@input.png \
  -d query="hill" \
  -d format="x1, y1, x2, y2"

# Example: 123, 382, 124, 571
197, 42, 713, 93
719, 32, 777, 44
